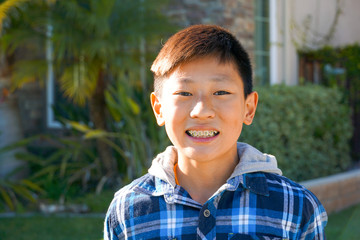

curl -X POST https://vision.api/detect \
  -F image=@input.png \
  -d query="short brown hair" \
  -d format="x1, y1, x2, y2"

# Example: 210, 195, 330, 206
151, 25, 253, 97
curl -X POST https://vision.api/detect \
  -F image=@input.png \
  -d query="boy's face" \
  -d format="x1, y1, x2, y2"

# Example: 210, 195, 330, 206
151, 56, 258, 164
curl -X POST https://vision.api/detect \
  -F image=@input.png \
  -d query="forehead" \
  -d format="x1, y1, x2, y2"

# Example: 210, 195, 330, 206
166, 57, 242, 85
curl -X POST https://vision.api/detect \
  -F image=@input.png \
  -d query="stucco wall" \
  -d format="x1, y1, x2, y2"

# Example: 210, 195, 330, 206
292, 0, 360, 48
270, 0, 360, 85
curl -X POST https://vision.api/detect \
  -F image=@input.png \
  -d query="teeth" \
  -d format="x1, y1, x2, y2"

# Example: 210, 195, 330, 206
187, 130, 219, 138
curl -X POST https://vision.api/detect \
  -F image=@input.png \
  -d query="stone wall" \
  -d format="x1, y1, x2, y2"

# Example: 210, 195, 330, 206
16, 82, 45, 137
301, 169, 360, 214
166, 0, 255, 58
0, 46, 46, 138
0, 57, 29, 178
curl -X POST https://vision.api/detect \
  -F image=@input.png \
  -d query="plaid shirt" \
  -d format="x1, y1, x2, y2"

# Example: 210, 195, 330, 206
104, 144, 327, 240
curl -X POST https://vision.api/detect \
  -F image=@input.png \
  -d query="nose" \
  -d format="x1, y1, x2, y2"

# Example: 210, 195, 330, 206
190, 96, 215, 119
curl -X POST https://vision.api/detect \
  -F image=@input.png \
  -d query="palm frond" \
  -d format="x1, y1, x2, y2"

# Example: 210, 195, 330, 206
1, 0, 175, 184
0, 135, 43, 154
0, 0, 30, 29
0, 178, 43, 211
59, 61, 99, 105
1, 26, 44, 54
10, 59, 47, 90
0, 186, 14, 210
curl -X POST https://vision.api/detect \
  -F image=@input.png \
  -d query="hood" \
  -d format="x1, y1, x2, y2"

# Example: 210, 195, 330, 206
148, 142, 282, 187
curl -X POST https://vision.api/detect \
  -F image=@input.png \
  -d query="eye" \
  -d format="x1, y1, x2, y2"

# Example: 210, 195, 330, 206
214, 90, 230, 96
175, 92, 192, 96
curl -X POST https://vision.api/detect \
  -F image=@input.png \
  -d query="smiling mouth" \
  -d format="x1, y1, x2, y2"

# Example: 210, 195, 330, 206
186, 130, 219, 138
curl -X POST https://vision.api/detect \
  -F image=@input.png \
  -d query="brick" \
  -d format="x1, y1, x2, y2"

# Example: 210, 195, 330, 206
301, 172, 360, 213
323, 198, 342, 214
339, 179, 358, 195
309, 182, 340, 201
342, 192, 360, 210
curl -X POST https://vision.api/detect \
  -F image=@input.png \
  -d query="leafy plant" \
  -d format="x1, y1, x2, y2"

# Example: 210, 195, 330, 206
0, 177, 43, 211
105, 75, 170, 179
240, 84, 352, 181
299, 44, 360, 160
0, 135, 45, 211
0, 134, 102, 204
67, 74, 170, 182
0, 0, 174, 182
0, 71, 170, 205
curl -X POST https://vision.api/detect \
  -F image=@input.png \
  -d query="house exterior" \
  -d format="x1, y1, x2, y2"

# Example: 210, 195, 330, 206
166, 0, 360, 86
270, 0, 360, 86
0, 62, 26, 178
1, 0, 359, 178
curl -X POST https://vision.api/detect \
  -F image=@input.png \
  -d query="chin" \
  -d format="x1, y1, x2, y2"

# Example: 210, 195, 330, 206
182, 148, 217, 162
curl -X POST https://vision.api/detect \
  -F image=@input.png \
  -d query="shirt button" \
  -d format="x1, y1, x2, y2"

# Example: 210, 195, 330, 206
203, 209, 211, 217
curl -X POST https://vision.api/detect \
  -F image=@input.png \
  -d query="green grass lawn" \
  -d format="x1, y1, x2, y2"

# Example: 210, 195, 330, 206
325, 203, 360, 240
0, 203, 359, 240
0, 215, 104, 240
0, 190, 114, 240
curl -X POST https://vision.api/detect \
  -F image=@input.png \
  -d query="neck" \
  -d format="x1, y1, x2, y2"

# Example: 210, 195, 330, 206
176, 151, 238, 205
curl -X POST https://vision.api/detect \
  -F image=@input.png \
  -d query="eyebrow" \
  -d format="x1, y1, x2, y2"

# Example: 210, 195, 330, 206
176, 75, 231, 83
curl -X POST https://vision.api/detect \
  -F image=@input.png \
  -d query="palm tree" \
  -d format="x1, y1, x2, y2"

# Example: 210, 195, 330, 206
0, 0, 173, 182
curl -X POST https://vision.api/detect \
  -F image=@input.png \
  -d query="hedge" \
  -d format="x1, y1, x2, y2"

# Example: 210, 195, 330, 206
239, 85, 352, 181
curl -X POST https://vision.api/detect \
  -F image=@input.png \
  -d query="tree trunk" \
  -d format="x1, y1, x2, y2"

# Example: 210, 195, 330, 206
89, 69, 118, 181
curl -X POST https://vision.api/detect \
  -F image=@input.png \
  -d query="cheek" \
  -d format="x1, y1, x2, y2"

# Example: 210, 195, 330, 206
219, 104, 245, 128
162, 104, 185, 125
165, 100, 189, 116
218, 101, 244, 117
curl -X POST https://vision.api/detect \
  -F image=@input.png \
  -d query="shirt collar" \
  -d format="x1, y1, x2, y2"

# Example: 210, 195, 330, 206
241, 173, 270, 196
217, 172, 269, 196
134, 172, 270, 198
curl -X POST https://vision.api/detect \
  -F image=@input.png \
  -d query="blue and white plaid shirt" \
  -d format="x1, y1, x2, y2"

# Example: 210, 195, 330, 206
104, 143, 327, 240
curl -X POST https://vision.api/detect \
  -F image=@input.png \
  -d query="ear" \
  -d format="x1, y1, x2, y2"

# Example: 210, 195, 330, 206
150, 92, 165, 126
243, 91, 258, 125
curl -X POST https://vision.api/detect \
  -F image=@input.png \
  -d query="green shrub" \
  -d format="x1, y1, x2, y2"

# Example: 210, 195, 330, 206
299, 44, 360, 160
240, 85, 352, 181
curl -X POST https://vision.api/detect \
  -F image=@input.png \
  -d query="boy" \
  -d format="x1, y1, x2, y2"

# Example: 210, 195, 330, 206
104, 25, 327, 240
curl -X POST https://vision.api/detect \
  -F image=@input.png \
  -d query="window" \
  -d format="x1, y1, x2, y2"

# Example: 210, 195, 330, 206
254, 0, 270, 85
46, 24, 62, 128
46, 25, 88, 129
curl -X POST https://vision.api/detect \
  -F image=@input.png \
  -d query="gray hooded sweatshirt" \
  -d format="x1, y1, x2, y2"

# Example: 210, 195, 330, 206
148, 142, 282, 189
